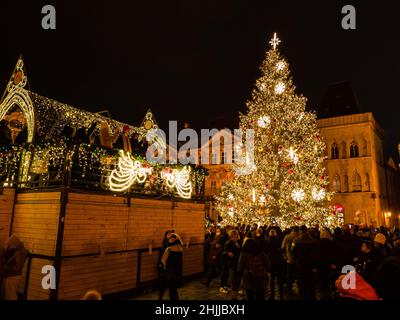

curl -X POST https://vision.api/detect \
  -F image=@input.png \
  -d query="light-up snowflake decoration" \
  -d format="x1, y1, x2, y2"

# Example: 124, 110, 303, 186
257, 116, 271, 128
292, 189, 305, 202
275, 82, 286, 95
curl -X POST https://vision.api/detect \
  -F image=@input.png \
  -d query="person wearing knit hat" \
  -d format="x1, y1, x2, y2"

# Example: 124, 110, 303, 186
374, 233, 387, 246
373, 233, 391, 267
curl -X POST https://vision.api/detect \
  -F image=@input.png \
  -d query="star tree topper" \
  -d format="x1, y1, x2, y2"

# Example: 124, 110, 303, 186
269, 32, 281, 50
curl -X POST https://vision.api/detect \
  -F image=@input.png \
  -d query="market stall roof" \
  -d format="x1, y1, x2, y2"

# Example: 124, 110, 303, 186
0, 56, 160, 143
29, 91, 145, 139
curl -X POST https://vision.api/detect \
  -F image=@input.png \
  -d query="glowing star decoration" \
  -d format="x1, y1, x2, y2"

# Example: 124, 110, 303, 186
275, 82, 286, 95
228, 194, 234, 201
162, 166, 193, 199
259, 195, 266, 206
287, 147, 299, 164
258, 116, 271, 128
292, 189, 305, 202
228, 208, 235, 217
276, 61, 286, 72
312, 187, 326, 201
269, 32, 281, 50
109, 151, 153, 192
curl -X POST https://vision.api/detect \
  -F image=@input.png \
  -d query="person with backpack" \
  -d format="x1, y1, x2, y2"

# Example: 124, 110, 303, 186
238, 238, 268, 300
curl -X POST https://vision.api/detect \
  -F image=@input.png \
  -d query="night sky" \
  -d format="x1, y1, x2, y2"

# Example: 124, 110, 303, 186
1, 0, 400, 157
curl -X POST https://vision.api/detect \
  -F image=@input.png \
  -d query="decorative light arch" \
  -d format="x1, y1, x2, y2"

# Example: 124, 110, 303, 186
0, 87, 35, 143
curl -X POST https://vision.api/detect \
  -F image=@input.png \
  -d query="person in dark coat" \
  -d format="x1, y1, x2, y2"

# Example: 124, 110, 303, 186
158, 230, 173, 300
373, 233, 391, 261
238, 238, 268, 300
161, 233, 183, 300
354, 239, 382, 284
223, 229, 241, 299
204, 228, 224, 287
372, 243, 400, 300
281, 226, 300, 295
0, 235, 28, 300
266, 229, 285, 300
291, 225, 317, 300
315, 229, 338, 300
254, 228, 266, 253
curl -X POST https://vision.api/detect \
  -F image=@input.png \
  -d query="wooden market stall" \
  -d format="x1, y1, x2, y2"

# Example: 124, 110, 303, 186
0, 57, 207, 300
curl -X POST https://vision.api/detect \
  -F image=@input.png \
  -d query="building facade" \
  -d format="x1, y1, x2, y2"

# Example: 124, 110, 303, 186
317, 112, 399, 227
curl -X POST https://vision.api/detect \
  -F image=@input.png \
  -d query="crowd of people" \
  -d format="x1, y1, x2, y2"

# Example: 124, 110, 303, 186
2, 224, 399, 301
203, 223, 400, 300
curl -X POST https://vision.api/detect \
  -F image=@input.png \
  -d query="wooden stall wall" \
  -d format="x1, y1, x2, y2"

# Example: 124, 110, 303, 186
3, 190, 205, 300
0, 188, 15, 245
11, 191, 60, 300
12, 192, 61, 256
58, 192, 205, 300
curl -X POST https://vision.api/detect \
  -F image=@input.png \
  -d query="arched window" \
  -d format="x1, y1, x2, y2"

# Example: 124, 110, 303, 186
331, 143, 339, 159
352, 172, 362, 192
350, 141, 359, 158
344, 175, 349, 193
332, 174, 341, 192
365, 173, 370, 192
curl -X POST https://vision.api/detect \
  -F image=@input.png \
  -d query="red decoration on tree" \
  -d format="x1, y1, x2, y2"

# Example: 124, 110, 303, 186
288, 169, 295, 174
320, 175, 325, 180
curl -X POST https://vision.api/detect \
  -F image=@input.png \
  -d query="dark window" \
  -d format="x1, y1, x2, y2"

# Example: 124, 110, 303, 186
221, 152, 226, 164
331, 143, 339, 159
350, 141, 359, 158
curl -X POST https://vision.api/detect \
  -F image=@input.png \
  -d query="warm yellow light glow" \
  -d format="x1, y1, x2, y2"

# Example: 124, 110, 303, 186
161, 166, 192, 199
259, 195, 266, 206
252, 188, 256, 203
109, 151, 152, 192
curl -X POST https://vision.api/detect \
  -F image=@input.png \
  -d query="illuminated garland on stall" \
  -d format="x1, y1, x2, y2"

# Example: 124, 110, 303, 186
0, 144, 207, 199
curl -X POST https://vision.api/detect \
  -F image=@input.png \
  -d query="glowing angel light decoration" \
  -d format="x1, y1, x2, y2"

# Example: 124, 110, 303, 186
109, 151, 153, 192
162, 166, 193, 199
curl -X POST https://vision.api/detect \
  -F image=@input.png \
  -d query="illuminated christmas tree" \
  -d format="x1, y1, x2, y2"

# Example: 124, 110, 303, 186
216, 33, 339, 228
